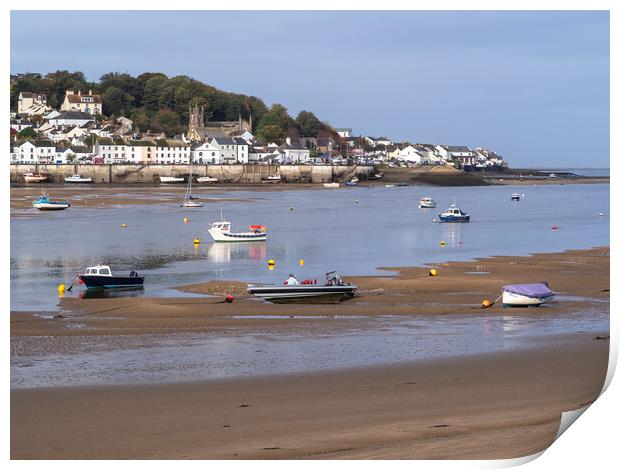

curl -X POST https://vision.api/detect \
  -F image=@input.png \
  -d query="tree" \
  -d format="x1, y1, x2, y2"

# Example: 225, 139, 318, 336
143, 75, 167, 112
18, 127, 37, 140
296, 111, 325, 137
153, 108, 180, 135
255, 124, 286, 145
100, 72, 144, 107
102, 86, 132, 116
130, 109, 151, 132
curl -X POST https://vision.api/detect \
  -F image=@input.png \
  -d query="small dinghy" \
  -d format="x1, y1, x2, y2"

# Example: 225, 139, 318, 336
511, 193, 520, 201
247, 271, 357, 304
502, 282, 555, 307
79, 265, 144, 290
323, 182, 340, 188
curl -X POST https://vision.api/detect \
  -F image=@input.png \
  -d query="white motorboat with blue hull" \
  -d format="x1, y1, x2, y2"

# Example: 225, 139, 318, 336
502, 282, 555, 307
79, 265, 144, 290
247, 272, 357, 304
438, 204, 470, 222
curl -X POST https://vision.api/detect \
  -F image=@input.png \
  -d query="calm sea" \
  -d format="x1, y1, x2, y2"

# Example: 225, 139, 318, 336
10, 183, 609, 312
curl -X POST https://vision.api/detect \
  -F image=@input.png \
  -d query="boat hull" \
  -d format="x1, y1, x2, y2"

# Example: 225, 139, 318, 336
438, 214, 470, 222
64, 178, 92, 183
159, 177, 185, 184
197, 177, 218, 183
502, 291, 554, 307
182, 201, 203, 207
247, 285, 357, 304
80, 275, 144, 290
33, 203, 70, 210
24, 176, 48, 183
208, 228, 267, 243
323, 183, 340, 188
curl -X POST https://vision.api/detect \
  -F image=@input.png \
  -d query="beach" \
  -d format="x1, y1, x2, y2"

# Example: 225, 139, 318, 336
10, 247, 610, 459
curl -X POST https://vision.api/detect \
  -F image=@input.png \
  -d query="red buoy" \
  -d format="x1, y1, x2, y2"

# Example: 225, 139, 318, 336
225, 294, 234, 303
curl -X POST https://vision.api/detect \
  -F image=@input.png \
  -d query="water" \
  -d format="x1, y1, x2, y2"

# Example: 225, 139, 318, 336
11, 306, 609, 389
10, 184, 609, 311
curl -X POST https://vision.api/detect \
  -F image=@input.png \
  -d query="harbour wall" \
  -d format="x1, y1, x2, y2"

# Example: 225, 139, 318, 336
10, 164, 375, 185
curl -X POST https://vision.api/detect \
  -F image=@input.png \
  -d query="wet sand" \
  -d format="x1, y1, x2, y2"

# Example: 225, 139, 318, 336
11, 333, 608, 459
11, 247, 609, 337
10, 247, 609, 459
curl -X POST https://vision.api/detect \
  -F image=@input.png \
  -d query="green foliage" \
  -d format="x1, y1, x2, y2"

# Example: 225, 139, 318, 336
10, 70, 333, 139
295, 111, 326, 137
255, 124, 286, 144
18, 127, 37, 140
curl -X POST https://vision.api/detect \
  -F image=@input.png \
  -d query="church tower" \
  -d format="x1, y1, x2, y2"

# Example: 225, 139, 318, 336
187, 101, 206, 141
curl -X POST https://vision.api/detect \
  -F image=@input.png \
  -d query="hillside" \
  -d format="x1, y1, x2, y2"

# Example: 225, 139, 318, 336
10, 71, 333, 143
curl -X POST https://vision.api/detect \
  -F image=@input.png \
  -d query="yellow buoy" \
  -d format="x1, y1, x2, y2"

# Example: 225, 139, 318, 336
481, 299, 493, 308
299, 259, 305, 266
193, 238, 200, 245
121, 223, 127, 228
440, 240, 445, 247
268, 259, 275, 266
429, 269, 437, 277
268, 265, 275, 271
57, 283, 65, 293
183, 217, 190, 223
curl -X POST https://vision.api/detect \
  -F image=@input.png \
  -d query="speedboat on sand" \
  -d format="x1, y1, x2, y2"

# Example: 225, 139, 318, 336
502, 282, 555, 307
159, 176, 185, 184
64, 174, 92, 184
247, 271, 357, 304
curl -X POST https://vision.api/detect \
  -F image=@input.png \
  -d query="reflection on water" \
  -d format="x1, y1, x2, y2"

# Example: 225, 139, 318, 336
207, 242, 267, 263
11, 184, 609, 311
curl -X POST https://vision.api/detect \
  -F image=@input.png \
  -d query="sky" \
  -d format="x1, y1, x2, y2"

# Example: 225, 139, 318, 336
10, 10, 610, 168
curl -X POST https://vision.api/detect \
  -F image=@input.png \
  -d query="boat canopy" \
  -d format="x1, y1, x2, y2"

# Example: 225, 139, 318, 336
85, 265, 113, 276
502, 282, 555, 298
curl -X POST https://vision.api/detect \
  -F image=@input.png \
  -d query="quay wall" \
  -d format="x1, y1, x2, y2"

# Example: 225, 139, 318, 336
10, 164, 374, 185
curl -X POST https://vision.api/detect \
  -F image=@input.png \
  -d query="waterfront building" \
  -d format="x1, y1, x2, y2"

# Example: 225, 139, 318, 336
155, 139, 191, 164
191, 141, 221, 164
14, 140, 56, 164
280, 137, 311, 164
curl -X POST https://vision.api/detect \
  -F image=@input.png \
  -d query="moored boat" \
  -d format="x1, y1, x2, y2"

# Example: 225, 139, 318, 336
511, 193, 520, 201
368, 172, 383, 180
247, 271, 357, 304
159, 175, 185, 184
208, 220, 267, 242
32, 189, 70, 210
263, 173, 282, 183
196, 176, 218, 183
181, 167, 203, 207
323, 182, 340, 188
438, 204, 470, 222
79, 265, 144, 290
418, 197, 436, 208
24, 171, 48, 183
64, 174, 92, 184
501, 282, 555, 307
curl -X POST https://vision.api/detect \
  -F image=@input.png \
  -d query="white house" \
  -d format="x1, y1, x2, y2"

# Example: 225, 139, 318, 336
280, 137, 310, 164
233, 137, 250, 164
48, 110, 95, 128
211, 137, 239, 164
192, 141, 221, 164
396, 146, 426, 164
14, 140, 56, 164
155, 140, 191, 164
10, 118, 34, 132
335, 128, 352, 138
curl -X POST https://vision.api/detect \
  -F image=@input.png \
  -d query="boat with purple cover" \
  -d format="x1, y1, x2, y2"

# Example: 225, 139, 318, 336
501, 282, 555, 307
